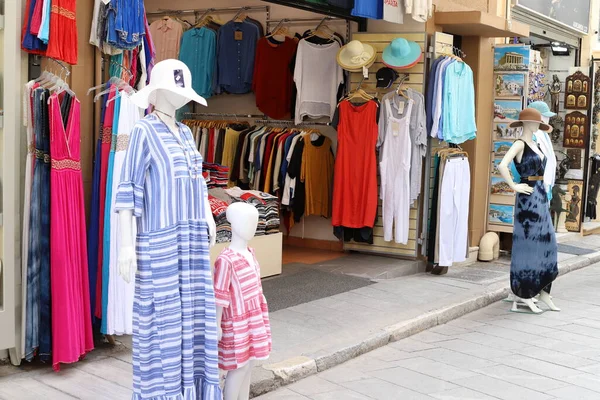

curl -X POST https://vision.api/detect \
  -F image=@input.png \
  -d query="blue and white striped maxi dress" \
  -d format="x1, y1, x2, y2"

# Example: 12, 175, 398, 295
115, 114, 222, 400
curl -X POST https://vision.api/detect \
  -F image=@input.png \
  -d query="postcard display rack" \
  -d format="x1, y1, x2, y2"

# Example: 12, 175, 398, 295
488, 44, 543, 233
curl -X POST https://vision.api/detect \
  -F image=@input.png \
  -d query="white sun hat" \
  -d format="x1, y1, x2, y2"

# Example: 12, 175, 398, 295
337, 40, 376, 71
129, 59, 207, 109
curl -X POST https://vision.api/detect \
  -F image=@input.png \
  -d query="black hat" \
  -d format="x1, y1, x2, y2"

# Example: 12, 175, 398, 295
376, 67, 399, 89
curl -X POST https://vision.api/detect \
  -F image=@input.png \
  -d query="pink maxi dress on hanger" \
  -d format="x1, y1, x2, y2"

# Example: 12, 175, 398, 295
49, 92, 94, 370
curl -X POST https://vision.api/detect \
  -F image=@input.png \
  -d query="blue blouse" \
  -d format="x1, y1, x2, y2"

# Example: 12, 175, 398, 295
215, 21, 260, 94
179, 27, 216, 99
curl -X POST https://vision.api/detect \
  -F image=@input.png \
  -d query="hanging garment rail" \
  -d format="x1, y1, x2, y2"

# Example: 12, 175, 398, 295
146, 6, 270, 20
184, 113, 266, 120
266, 17, 350, 42
254, 119, 331, 127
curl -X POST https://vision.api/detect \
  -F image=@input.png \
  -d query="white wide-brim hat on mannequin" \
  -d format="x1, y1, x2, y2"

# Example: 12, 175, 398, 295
130, 59, 207, 109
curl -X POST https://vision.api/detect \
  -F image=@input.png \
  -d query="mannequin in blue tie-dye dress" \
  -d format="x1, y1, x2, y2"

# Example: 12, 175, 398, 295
498, 113, 559, 314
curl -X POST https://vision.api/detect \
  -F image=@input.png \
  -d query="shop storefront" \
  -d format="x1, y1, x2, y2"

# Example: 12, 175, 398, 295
0, 0, 531, 381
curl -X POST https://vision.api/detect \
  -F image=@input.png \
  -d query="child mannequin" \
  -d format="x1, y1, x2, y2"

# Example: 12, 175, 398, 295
213, 203, 272, 400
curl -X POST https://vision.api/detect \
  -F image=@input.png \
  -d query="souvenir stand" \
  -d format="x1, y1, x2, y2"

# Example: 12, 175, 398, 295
487, 44, 540, 234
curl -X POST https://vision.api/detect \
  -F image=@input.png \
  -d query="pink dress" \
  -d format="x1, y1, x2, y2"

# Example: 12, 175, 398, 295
49, 93, 94, 370
213, 247, 271, 370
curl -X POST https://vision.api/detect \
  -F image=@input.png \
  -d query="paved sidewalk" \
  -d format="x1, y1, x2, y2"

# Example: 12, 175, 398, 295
0, 233, 599, 399
256, 261, 600, 400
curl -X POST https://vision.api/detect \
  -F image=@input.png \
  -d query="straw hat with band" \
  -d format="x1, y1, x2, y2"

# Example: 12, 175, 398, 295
130, 59, 207, 110
382, 38, 422, 69
509, 108, 552, 132
337, 40, 376, 71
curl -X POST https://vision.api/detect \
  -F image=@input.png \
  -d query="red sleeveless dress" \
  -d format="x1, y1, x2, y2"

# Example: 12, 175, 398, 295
332, 100, 379, 228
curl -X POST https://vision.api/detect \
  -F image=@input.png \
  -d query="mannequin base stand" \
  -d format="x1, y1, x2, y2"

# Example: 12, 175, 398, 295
509, 291, 561, 314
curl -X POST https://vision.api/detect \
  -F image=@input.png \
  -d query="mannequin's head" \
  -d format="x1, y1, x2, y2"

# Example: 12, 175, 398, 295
521, 121, 540, 134
150, 88, 190, 110
227, 203, 259, 241
541, 115, 550, 124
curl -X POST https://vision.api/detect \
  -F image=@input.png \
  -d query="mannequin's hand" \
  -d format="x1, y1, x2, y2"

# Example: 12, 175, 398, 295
217, 326, 223, 342
514, 183, 534, 195
207, 219, 216, 248
119, 246, 137, 283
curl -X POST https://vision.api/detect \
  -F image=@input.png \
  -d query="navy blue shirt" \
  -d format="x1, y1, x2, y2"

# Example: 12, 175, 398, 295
426, 57, 444, 135
216, 21, 260, 94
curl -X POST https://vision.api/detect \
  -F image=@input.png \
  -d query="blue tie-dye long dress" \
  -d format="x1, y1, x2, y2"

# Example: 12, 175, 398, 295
511, 139, 559, 299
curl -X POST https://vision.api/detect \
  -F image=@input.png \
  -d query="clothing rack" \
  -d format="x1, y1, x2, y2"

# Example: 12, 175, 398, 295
183, 112, 265, 120
266, 17, 350, 42
146, 6, 271, 21
437, 43, 467, 59
254, 119, 331, 127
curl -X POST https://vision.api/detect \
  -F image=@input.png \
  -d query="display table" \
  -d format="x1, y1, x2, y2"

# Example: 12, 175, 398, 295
209, 232, 282, 278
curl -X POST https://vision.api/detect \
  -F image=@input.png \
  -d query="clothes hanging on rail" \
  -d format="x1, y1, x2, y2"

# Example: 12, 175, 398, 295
427, 55, 476, 144
150, 17, 184, 63
428, 149, 470, 267
294, 39, 343, 125
105, 93, 142, 335
21, 0, 48, 55
332, 99, 379, 231
87, 85, 109, 324
48, 91, 94, 370
182, 120, 329, 231
378, 97, 413, 244
253, 36, 298, 119
179, 26, 217, 98
215, 20, 260, 94
379, 88, 427, 206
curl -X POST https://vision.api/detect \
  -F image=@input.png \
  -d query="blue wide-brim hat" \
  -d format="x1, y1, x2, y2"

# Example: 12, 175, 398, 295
382, 38, 422, 69
528, 101, 556, 118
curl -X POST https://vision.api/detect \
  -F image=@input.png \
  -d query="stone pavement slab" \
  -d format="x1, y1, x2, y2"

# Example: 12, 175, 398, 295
256, 261, 600, 400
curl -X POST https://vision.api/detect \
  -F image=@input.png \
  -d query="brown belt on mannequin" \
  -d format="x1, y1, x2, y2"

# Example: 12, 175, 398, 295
523, 176, 543, 181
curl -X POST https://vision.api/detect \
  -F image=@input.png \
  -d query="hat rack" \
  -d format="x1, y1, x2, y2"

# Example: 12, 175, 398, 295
266, 17, 350, 42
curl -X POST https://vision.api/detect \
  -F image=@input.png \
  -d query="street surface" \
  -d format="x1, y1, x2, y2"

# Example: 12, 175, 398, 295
256, 263, 600, 400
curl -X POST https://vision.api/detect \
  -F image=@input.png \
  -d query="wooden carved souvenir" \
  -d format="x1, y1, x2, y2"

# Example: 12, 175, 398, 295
563, 111, 588, 149
564, 71, 591, 110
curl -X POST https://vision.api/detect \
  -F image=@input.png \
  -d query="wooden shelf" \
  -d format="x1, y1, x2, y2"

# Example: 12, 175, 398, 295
435, 11, 529, 38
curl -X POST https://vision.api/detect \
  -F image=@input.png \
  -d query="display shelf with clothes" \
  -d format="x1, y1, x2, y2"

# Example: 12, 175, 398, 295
21, 67, 94, 369
144, 6, 269, 99
22, 0, 81, 64
426, 147, 471, 272
86, 73, 143, 338
426, 46, 477, 145
90, 0, 148, 55
181, 117, 334, 235
339, 32, 427, 259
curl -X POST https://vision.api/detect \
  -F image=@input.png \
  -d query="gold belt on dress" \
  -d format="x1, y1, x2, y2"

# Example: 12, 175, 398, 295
51, 159, 81, 170
524, 176, 543, 181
